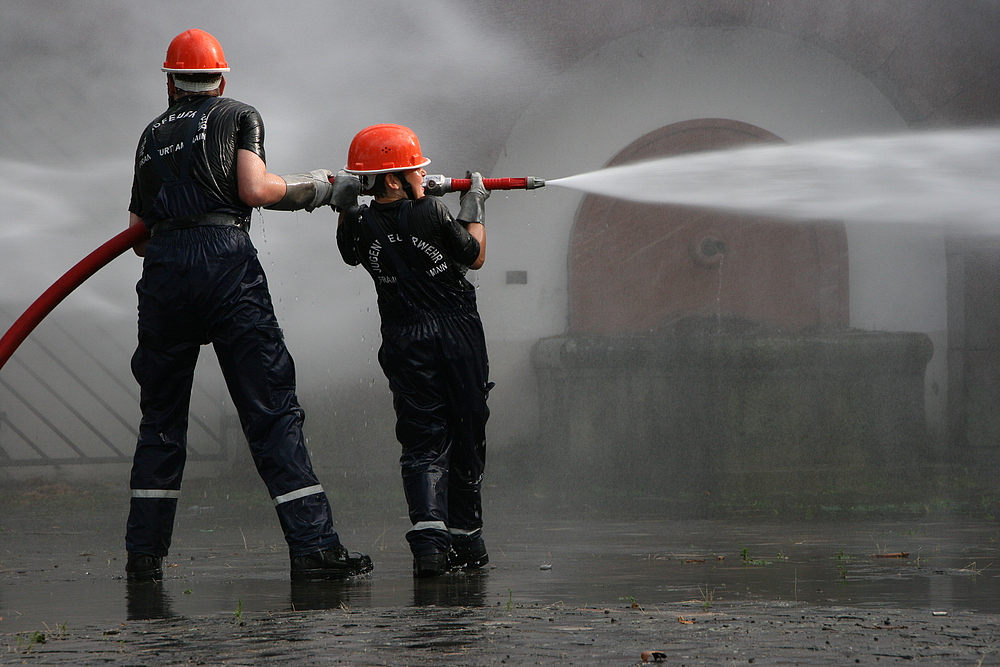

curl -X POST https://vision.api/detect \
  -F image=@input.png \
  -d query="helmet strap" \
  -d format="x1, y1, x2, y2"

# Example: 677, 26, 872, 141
395, 171, 416, 200
360, 174, 377, 194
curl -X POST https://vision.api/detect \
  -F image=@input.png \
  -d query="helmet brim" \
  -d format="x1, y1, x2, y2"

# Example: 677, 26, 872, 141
160, 67, 229, 74
343, 157, 431, 175
163, 67, 231, 73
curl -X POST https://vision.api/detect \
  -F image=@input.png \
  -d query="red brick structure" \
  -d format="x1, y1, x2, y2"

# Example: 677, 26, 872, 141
569, 119, 849, 335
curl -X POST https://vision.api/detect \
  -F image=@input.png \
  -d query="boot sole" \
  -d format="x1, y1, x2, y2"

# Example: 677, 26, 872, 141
291, 558, 373, 581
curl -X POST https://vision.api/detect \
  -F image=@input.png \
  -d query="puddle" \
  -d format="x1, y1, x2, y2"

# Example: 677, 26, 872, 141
2, 507, 998, 635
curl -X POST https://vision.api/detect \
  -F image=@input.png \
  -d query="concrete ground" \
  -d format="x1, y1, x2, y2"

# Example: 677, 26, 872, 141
3, 597, 999, 666
2, 480, 999, 665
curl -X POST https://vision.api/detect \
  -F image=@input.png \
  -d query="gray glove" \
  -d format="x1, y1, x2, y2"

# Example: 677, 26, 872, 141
458, 171, 489, 226
266, 169, 334, 212
329, 169, 361, 211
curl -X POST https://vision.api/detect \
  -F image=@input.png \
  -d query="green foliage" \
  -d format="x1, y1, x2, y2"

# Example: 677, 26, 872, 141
740, 546, 772, 566
698, 584, 715, 610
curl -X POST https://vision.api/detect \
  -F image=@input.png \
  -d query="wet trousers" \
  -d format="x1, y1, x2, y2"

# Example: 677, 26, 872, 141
125, 226, 340, 558
378, 313, 490, 558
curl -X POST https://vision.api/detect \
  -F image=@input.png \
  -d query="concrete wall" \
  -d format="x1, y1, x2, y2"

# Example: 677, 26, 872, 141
532, 331, 933, 503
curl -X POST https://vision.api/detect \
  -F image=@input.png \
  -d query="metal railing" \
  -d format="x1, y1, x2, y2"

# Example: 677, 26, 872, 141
0, 309, 231, 467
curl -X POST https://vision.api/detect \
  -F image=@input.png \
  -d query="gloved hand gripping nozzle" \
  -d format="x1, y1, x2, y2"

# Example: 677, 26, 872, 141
458, 171, 489, 226
266, 169, 335, 212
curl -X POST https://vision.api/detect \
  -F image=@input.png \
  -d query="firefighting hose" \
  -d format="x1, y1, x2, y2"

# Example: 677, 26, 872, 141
0, 224, 150, 371
0, 175, 546, 371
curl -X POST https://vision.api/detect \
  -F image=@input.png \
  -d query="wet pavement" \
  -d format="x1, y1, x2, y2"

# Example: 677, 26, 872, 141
2, 486, 999, 664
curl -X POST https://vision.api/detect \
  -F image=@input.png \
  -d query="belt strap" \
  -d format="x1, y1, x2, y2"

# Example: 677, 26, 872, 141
150, 212, 247, 236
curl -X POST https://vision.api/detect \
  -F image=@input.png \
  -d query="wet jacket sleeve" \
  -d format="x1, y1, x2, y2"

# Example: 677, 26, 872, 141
235, 106, 266, 160
128, 131, 150, 215
428, 197, 480, 267
337, 210, 362, 266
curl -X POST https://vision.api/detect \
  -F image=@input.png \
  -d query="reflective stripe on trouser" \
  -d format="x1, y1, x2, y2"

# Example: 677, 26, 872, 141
126, 228, 340, 557
379, 312, 490, 558
406, 522, 480, 540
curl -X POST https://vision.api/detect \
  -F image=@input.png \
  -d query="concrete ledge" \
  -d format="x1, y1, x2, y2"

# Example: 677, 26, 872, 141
531, 331, 934, 502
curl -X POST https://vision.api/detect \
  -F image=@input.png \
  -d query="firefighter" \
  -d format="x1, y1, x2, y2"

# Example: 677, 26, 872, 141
336, 124, 492, 577
124, 28, 370, 582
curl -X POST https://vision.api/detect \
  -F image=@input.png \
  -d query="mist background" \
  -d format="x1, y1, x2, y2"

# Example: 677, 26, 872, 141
0, 0, 542, 368
0, 0, 539, 499
2, 1, 1000, 516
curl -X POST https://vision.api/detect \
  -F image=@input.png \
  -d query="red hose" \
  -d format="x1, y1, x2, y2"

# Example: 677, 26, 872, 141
453, 178, 530, 191
0, 224, 150, 371
423, 175, 546, 194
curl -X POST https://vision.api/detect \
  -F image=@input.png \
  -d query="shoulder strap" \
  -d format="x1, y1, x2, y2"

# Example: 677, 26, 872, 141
144, 97, 219, 182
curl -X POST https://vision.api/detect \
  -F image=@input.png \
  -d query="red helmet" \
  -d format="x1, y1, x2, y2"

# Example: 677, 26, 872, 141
162, 29, 230, 74
344, 124, 431, 174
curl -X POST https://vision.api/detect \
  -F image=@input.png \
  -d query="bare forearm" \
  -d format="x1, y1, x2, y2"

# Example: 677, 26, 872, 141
236, 148, 286, 207
467, 222, 486, 270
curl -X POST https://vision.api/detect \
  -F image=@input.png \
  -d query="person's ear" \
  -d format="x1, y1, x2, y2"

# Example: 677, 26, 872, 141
166, 74, 176, 97
218, 75, 226, 95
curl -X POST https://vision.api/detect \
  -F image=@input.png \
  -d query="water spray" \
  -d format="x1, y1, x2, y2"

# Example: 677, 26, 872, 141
545, 128, 1000, 228
5, 128, 996, 371
423, 175, 545, 195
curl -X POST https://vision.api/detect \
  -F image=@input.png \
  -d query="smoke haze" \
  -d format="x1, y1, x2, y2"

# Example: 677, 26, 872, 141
0, 0, 547, 384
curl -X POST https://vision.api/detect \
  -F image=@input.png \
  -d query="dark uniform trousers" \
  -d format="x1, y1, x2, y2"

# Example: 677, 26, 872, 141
125, 226, 340, 557
379, 311, 490, 558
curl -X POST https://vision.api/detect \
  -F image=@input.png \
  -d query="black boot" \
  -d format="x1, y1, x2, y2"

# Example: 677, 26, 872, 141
448, 534, 489, 570
290, 546, 373, 581
413, 552, 448, 578
126, 553, 163, 582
